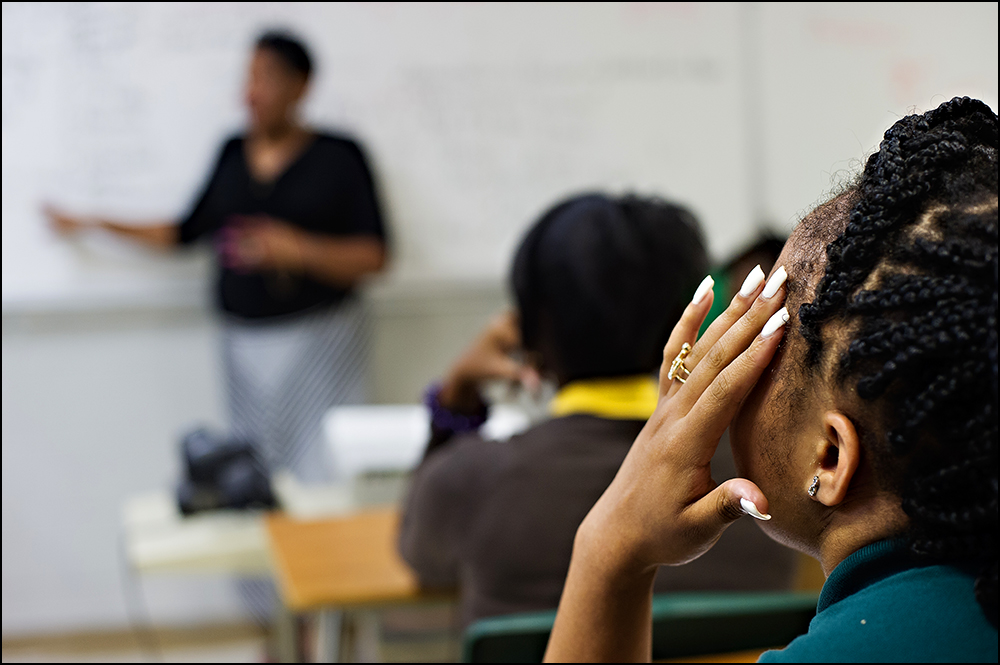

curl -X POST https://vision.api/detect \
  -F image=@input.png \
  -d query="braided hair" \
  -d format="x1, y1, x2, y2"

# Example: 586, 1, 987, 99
797, 97, 998, 625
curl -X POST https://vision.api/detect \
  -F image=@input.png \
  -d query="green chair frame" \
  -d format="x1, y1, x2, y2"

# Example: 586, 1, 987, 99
462, 590, 819, 663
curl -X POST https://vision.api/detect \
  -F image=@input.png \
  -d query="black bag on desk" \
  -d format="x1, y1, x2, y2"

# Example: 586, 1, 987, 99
176, 428, 277, 515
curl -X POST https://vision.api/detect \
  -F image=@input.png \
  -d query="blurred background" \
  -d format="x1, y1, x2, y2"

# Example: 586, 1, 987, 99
2, 2, 997, 662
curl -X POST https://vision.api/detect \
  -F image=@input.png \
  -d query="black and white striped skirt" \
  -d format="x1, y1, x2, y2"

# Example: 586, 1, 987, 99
220, 298, 371, 484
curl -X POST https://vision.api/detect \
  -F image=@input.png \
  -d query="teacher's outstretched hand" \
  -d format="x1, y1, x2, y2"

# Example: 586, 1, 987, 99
545, 264, 789, 662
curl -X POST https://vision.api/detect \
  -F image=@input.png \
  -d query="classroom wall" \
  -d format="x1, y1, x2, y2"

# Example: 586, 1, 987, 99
2, 304, 235, 632
1, 282, 507, 634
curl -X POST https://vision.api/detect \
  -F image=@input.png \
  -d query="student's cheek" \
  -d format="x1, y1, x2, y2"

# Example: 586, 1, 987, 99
731, 361, 780, 483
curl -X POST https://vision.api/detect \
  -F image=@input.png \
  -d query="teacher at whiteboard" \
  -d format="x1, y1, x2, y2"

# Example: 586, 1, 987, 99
47, 31, 387, 483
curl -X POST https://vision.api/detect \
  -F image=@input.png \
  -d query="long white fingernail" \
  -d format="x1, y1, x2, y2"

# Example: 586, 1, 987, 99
761, 266, 787, 299
691, 275, 714, 304
761, 307, 790, 338
740, 497, 771, 521
739, 265, 765, 298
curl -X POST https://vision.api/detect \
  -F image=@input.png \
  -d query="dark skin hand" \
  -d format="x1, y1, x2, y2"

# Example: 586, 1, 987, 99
545, 268, 789, 662
45, 206, 385, 289
218, 214, 385, 288
438, 310, 542, 413
45, 206, 177, 249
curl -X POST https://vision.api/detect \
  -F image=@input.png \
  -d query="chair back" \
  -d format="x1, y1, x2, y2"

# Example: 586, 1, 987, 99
462, 590, 819, 663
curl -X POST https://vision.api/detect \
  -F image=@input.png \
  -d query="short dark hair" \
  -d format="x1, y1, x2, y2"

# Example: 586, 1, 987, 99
723, 232, 787, 276
511, 193, 708, 384
256, 30, 313, 79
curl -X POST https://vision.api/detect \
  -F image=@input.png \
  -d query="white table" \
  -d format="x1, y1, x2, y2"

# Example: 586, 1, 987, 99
122, 491, 271, 574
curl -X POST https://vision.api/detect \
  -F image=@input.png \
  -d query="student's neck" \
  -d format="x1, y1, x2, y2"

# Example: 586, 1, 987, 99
816, 492, 909, 576
253, 121, 302, 144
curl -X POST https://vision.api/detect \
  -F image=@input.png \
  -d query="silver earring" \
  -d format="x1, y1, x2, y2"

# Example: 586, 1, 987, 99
808, 476, 820, 497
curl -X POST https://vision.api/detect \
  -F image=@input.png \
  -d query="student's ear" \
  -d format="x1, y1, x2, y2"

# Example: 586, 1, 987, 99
810, 411, 861, 507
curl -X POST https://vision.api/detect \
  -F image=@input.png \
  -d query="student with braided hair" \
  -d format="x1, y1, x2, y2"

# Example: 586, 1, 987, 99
544, 97, 998, 662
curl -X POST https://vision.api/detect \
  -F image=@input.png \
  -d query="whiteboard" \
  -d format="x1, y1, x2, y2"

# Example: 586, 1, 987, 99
1, 2, 748, 309
756, 2, 999, 228
2, 3, 997, 311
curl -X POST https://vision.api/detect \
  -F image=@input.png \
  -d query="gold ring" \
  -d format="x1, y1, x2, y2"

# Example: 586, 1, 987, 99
667, 343, 692, 384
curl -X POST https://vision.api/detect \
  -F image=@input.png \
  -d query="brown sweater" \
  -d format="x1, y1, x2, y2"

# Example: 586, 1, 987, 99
398, 414, 796, 626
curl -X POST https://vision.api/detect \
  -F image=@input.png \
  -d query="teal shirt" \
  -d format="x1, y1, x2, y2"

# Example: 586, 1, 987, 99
760, 540, 997, 663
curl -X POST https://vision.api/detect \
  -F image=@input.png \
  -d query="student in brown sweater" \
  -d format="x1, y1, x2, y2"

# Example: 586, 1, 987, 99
398, 193, 796, 626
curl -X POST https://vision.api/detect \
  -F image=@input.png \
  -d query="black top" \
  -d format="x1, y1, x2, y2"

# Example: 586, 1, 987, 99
178, 133, 385, 320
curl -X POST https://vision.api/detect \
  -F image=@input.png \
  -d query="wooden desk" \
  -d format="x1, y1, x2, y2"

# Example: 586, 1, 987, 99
266, 508, 423, 611
265, 508, 453, 661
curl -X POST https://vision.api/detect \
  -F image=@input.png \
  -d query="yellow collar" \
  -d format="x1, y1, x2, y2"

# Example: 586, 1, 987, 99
550, 375, 658, 420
